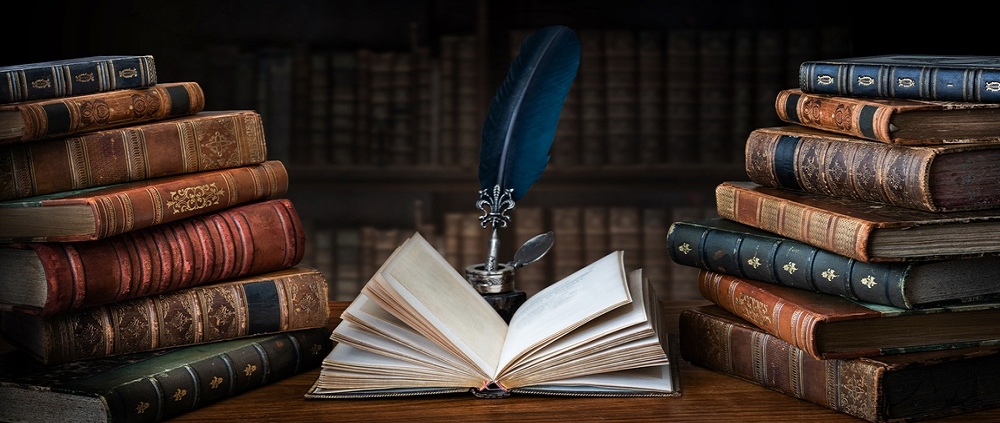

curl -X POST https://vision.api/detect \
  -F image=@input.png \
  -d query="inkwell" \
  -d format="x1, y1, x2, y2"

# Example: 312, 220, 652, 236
464, 25, 581, 323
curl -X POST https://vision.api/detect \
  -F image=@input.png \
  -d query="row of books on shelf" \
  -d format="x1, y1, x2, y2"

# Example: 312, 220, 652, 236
200, 25, 852, 169
299, 203, 717, 302
670, 54, 1000, 422
0, 55, 336, 422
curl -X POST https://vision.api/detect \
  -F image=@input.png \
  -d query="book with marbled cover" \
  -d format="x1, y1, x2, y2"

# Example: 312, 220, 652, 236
0, 265, 329, 365
0, 55, 157, 104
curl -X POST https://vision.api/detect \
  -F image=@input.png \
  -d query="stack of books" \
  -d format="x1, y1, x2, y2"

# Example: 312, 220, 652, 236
0, 55, 333, 422
668, 55, 1000, 422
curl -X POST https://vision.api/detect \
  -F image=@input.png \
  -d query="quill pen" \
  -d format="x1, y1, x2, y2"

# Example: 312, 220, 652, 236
476, 25, 581, 272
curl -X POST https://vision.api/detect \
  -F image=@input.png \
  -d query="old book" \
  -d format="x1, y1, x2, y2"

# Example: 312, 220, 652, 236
800, 55, 1000, 102
582, 206, 610, 264
730, 29, 754, 164
256, 47, 294, 163
775, 88, 1000, 145
698, 269, 1000, 360
437, 37, 458, 166
679, 304, 1000, 423
1, 265, 329, 365
715, 180, 1000, 262
0, 81, 204, 144
603, 29, 638, 165
697, 29, 733, 163
665, 29, 699, 163
334, 227, 363, 301
745, 126, 1000, 212
0, 327, 332, 423
636, 30, 664, 165
0, 160, 288, 242
667, 217, 1000, 308
550, 206, 584, 280
329, 50, 358, 165
0, 109, 267, 202
307, 51, 331, 164
367, 51, 393, 166
0, 55, 157, 104
752, 29, 786, 129
305, 232, 679, 398
0, 198, 305, 316
577, 30, 607, 166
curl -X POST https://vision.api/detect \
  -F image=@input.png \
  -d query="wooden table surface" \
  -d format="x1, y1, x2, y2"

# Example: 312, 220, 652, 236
169, 300, 1000, 422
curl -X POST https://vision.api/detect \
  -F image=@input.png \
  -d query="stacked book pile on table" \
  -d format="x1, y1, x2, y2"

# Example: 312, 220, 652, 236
0, 55, 333, 422
669, 54, 1000, 423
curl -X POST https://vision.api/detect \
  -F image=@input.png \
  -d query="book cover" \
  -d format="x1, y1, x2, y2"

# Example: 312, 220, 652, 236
667, 217, 1000, 309
0, 110, 267, 202
0, 160, 288, 242
1, 265, 330, 365
0, 55, 157, 104
680, 305, 1000, 423
697, 269, 1000, 360
0, 327, 332, 423
775, 88, 1000, 144
0, 198, 305, 316
715, 180, 1000, 262
799, 55, 1000, 102
744, 125, 1000, 212
0, 81, 204, 144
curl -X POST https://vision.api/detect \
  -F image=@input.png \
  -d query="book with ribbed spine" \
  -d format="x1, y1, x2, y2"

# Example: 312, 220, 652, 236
0, 327, 333, 423
1, 265, 329, 365
0, 55, 157, 104
0, 160, 287, 242
0, 198, 305, 316
667, 217, 1000, 309
0, 110, 267, 202
0, 81, 204, 144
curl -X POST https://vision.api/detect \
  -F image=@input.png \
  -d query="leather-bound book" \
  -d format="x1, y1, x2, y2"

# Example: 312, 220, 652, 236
715, 180, 1000, 262
0, 198, 305, 316
667, 217, 1000, 309
774, 88, 1000, 145
0, 55, 157, 104
0, 160, 288, 242
744, 125, 1000, 212
1, 265, 329, 365
0, 327, 332, 423
680, 304, 1000, 423
0, 81, 205, 144
0, 109, 267, 201
697, 269, 1000, 360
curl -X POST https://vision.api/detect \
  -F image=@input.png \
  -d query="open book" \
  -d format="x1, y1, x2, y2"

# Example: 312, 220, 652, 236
306, 232, 680, 398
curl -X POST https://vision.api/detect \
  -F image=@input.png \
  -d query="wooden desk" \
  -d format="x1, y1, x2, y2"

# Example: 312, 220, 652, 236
170, 300, 1000, 422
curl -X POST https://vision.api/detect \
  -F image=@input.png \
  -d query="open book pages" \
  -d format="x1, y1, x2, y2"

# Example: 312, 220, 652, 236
307, 232, 679, 398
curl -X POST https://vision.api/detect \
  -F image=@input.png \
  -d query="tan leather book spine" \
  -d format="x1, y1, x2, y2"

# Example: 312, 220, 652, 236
7, 198, 305, 316
2, 160, 288, 242
0, 109, 266, 201
1, 81, 205, 144
5, 266, 328, 365
774, 88, 898, 142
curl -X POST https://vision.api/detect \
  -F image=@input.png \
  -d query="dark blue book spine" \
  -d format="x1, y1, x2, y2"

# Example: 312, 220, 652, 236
0, 56, 157, 104
667, 219, 911, 308
799, 61, 1000, 102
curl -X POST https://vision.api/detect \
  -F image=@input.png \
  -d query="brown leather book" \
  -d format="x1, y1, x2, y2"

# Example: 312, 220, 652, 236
0, 109, 266, 201
0, 198, 305, 316
774, 88, 1000, 145
0, 265, 329, 365
715, 180, 1000, 262
0, 81, 205, 144
680, 304, 1000, 423
697, 270, 1000, 360
0, 160, 288, 242
745, 125, 1000, 212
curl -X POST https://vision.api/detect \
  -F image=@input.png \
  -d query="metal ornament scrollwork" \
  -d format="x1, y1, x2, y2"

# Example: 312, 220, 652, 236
476, 184, 515, 229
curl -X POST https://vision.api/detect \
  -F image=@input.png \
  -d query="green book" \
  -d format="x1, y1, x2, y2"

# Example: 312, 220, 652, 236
0, 328, 331, 423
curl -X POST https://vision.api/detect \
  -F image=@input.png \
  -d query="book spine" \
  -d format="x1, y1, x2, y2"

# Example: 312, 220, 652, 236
665, 29, 699, 163
29, 160, 288, 242
103, 328, 332, 422
774, 89, 897, 143
743, 128, 940, 211
0, 55, 158, 104
636, 30, 664, 165
27, 267, 329, 364
799, 61, 1000, 102
603, 29, 638, 165
714, 182, 875, 262
20, 198, 305, 316
697, 30, 733, 163
0, 110, 267, 202
678, 308, 884, 423
666, 221, 912, 308
696, 269, 826, 359
4, 81, 205, 144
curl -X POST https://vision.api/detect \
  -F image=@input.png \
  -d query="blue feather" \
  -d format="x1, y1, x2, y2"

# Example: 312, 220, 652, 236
478, 25, 581, 202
